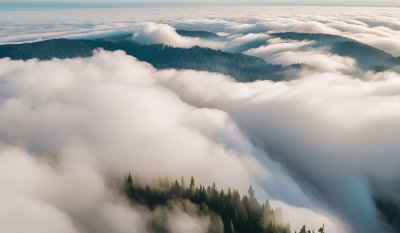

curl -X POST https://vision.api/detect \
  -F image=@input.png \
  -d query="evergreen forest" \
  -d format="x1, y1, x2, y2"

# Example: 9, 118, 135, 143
124, 173, 325, 233
1, 30, 398, 82
176, 30, 223, 39
0, 38, 303, 82
270, 32, 395, 68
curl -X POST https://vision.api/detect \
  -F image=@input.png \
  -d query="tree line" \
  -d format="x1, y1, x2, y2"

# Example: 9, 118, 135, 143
0, 37, 309, 82
124, 173, 325, 233
270, 32, 393, 69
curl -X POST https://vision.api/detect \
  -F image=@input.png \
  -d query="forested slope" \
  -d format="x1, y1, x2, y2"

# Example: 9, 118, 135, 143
0, 38, 303, 82
4, 31, 394, 82
176, 29, 223, 39
270, 32, 393, 68
124, 174, 326, 233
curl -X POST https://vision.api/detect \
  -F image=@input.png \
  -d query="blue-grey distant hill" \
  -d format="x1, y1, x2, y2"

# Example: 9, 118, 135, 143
374, 194, 400, 233
270, 32, 396, 70
174, 30, 399, 70
2, 31, 397, 81
0, 38, 309, 82
176, 30, 223, 39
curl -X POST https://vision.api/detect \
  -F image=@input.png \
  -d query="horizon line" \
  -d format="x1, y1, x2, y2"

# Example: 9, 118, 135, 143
0, 2, 400, 12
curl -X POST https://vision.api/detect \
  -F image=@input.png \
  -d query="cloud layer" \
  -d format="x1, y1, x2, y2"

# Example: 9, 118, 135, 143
0, 50, 318, 232
2, 5, 400, 233
2, 48, 400, 233
2, 6, 400, 56
158, 62, 400, 233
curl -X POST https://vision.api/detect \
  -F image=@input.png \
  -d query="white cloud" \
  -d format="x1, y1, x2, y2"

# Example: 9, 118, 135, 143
244, 38, 358, 72
0, 188, 78, 233
269, 199, 346, 233
2, 47, 399, 233
157, 64, 400, 233
0, 50, 308, 233
2, 6, 400, 56
2, 6, 400, 233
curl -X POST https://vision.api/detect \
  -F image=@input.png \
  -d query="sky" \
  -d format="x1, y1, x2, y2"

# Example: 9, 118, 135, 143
1, 0, 400, 7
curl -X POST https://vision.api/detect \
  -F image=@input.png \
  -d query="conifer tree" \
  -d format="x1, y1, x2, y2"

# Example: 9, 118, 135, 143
123, 173, 309, 233
318, 224, 325, 233
300, 225, 307, 233
248, 184, 255, 198
190, 176, 195, 190
126, 172, 134, 198
227, 218, 235, 233
181, 176, 186, 189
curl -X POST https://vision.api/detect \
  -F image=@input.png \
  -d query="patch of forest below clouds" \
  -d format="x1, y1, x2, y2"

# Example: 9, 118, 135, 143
174, 30, 400, 70
124, 174, 326, 233
1, 30, 398, 82
176, 30, 223, 39
0, 38, 311, 82
271, 32, 398, 70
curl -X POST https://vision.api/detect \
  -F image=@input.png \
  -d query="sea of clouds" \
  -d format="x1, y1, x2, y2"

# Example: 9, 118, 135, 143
1, 5, 400, 233
2, 6, 400, 55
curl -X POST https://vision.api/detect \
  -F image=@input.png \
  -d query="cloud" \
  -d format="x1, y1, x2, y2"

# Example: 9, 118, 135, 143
3, 6, 400, 233
2, 6, 400, 56
129, 22, 272, 54
131, 22, 209, 47
2, 47, 399, 233
269, 199, 346, 233
244, 38, 358, 72
0, 50, 316, 232
0, 188, 78, 233
157, 64, 400, 233
0, 145, 210, 233
0, 49, 274, 188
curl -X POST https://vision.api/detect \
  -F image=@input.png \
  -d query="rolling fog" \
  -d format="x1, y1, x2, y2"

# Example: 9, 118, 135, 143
1, 6, 400, 233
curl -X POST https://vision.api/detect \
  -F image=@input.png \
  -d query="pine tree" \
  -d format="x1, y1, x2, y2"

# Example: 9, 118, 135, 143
181, 176, 186, 189
200, 202, 209, 216
300, 225, 307, 233
227, 218, 235, 233
187, 176, 196, 199
163, 175, 170, 189
126, 172, 134, 198
248, 184, 255, 198
264, 199, 274, 225
274, 207, 284, 225
190, 176, 195, 190
318, 224, 325, 233
123, 174, 309, 233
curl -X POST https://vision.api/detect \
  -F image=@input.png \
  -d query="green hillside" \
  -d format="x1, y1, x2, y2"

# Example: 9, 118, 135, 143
270, 32, 393, 68
270, 32, 355, 44
124, 174, 325, 233
176, 30, 222, 39
0, 38, 304, 82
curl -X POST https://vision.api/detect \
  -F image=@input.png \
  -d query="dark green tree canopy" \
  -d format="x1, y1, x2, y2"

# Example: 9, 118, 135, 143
123, 174, 325, 233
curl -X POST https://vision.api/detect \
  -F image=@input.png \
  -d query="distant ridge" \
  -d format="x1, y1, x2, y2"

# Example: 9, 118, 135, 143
271, 32, 356, 44
175, 30, 397, 70
0, 38, 307, 82
270, 32, 393, 68
1, 30, 396, 81
176, 30, 222, 39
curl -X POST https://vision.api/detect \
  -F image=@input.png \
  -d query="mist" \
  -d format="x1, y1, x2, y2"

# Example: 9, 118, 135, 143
2, 5, 400, 233
1, 6, 400, 56
158, 65, 400, 233
0, 50, 301, 232
0, 47, 398, 233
